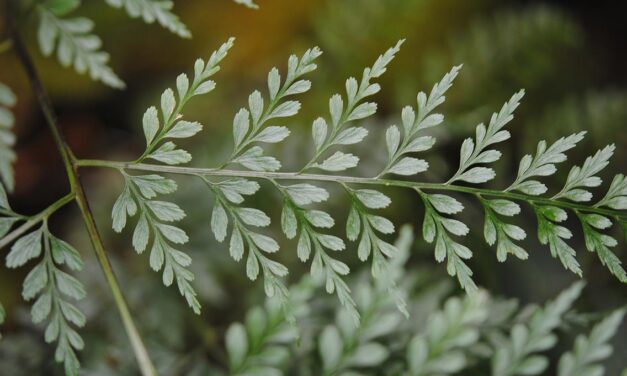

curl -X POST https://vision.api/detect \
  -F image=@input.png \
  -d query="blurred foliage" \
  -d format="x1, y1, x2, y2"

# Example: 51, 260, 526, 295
0, 0, 626, 374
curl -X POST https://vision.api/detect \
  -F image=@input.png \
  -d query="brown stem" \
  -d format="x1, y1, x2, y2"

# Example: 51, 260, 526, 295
4, 1, 157, 374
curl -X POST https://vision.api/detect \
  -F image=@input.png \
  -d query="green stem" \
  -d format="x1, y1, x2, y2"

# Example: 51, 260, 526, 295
4, 3, 157, 374
0, 193, 74, 250
77, 159, 625, 220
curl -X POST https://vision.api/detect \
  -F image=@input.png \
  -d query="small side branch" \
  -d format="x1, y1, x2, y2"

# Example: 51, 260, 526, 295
0, 193, 74, 250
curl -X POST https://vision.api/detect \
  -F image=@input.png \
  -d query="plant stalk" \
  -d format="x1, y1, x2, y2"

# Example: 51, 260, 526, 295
76, 159, 625, 220
0, 193, 74, 250
4, 2, 157, 374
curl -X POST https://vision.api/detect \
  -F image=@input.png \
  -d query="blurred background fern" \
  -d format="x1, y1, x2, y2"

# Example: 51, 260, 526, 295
0, 0, 625, 374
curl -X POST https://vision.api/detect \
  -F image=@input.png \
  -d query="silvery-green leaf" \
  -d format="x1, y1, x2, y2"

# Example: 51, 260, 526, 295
211, 202, 228, 242
6, 228, 43, 268
281, 204, 297, 239
334, 127, 368, 145
22, 262, 48, 300
401, 105, 415, 134
176, 73, 189, 98
254, 126, 290, 143
347, 102, 376, 121
284, 184, 328, 205
235, 146, 281, 172
358, 232, 371, 261
312, 117, 327, 150
131, 175, 177, 198
386, 126, 400, 158
269, 101, 300, 119
388, 157, 428, 175
50, 237, 83, 271
147, 142, 191, 165
345, 77, 358, 102
488, 199, 520, 216
297, 230, 311, 262
237, 208, 271, 227
218, 179, 259, 204
516, 180, 547, 196
248, 91, 264, 125
267, 67, 280, 100
250, 233, 279, 253
457, 167, 495, 183
146, 201, 185, 222
368, 215, 394, 234
419, 113, 444, 128
369, 39, 404, 79
284, 79, 311, 96
557, 145, 615, 201
315, 152, 359, 171
459, 138, 475, 166
229, 227, 244, 261
55, 270, 86, 300
346, 205, 361, 241
233, 108, 250, 148
355, 190, 391, 209
406, 136, 435, 153
329, 94, 343, 127
318, 235, 345, 251
304, 210, 334, 228
160, 88, 176, 120
132, 214, 150, 253
165, 121, 202, 139
142, 106, 159, 145
111, 186, 135, 232
156, 224, 188, 244
193, 80, 215, 95
429, 194, 464, 215
246, 252, 259, 280
474, 150, 501, 164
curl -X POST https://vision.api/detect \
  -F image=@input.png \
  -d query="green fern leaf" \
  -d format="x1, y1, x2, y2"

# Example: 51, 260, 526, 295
37, 6, 124, 88
104, 0, 191, 38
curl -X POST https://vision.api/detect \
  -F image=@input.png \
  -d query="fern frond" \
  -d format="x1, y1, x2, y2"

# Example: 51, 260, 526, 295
206, 176, 290, 307
557, 308, 626, 376
279, 181, 358, 322
492, 281, 585, 376
4, 222, 86, 375
138, 37, 234, 164
222, 46, 322, 170
448, 90, 525, 184
302, 40, 404, 172
109, 39, 234, 313
104, 0, 191, 38
419, 190, 476, 292
113, 173, 201, 313
37, 4, 124, 88
379, 64, 461, 178
92, 40, 627, 322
